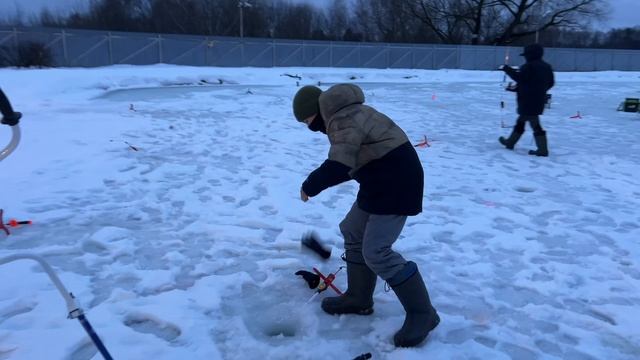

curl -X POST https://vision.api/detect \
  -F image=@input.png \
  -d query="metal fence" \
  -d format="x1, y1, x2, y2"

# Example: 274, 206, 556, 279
2, 26, 640, 71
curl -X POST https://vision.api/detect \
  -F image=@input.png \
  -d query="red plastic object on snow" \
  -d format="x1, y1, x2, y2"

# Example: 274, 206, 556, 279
0, 209, 32, 236
413, 135, 431, 148
0, 209, 8, 235
313, 267, 343, 295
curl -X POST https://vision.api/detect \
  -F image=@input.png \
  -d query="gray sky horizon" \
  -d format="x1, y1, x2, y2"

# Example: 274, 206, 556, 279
1, 0, 638, 30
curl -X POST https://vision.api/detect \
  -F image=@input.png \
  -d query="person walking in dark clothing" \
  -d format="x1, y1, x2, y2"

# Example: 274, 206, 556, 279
293, 84, 440, 347
499, 44, 555, 156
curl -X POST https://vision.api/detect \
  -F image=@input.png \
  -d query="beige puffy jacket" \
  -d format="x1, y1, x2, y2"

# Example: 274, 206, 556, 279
319, 84, 409, 176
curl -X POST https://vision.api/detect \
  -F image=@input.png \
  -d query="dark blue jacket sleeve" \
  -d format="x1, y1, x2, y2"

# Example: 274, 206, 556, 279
302, 159, 352, 197
505, 63, 533, 84
503, 65, 520, 82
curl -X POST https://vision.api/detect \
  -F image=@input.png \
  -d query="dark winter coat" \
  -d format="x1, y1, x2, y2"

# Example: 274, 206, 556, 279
302, 84, 424, 216
504, 45, 555, 116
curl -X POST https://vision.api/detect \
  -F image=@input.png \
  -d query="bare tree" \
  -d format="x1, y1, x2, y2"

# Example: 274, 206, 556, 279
405, 0, 608, 45
20, 0, 631, 49
326, 0, 349, 40
368, 0, 425, 43
149, 0, 198, 34
404, 0, 471, 43
459, 0, 506, 44
351, 0, 375, 41
241, 1, 271, 38
272, 2, 316, 40
602, 27, 640, 49
0, 3, 27, 26
490, 0, 608, 44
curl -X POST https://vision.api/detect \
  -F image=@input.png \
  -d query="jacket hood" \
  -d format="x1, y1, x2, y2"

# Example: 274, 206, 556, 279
319, 84, 365, 119
521, 44, 544, 62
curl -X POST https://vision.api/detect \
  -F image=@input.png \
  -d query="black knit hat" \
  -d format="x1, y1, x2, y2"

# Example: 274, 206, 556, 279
520, 44, 544, 61
293, 85, 322, 122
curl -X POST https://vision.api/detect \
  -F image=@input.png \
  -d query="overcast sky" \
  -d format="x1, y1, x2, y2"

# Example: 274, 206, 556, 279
1, 0, 638, 30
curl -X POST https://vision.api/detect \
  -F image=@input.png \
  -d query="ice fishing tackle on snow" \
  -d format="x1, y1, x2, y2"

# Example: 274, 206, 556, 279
0, 209, 32, 236
499, 48, 510, 113
296, 232, 344, 302
296, 266, 345, 304
413, 135, 431, 148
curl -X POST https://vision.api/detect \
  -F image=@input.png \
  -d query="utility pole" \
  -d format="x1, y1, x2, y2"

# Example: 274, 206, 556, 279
238, 1, 252, 66
238, 1, 252, 38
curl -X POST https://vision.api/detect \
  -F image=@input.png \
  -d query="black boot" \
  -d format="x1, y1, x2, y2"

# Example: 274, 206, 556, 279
499, 130, 523, 150
390, 262, 440, 347
321, 261, 377, 315
528, 131, 549, 157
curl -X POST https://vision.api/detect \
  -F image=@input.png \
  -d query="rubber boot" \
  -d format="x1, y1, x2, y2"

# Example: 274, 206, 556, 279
499, 130, 523, 150
528, 131, 549, 157
390, 262, 440, 347
321, 261, 377, 315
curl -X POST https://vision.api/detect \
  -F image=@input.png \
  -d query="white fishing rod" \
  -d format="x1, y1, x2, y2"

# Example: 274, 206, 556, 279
0, 88, 21, 161
0, 88, 113, 359
0, 124, 20, 161
0, 254, 113, 359
499, 48, 512, 129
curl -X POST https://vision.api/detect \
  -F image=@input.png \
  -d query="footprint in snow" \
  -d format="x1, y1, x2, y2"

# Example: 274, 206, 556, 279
123, 314, 182, 342
0, 301, 37, 325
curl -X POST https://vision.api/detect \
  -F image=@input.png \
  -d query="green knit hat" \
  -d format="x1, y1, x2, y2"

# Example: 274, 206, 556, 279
293, 85, 322, 122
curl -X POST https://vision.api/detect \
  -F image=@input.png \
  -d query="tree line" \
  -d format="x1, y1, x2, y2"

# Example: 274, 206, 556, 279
3, 0, 640, 49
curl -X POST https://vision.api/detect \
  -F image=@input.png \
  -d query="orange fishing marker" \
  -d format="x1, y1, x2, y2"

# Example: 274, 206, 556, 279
0, 209, 32, 235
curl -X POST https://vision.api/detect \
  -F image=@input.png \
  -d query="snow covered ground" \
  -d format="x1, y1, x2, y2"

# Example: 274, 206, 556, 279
0, 65, 639, 360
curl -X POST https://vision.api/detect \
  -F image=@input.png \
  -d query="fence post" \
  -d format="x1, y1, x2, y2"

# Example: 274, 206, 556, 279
411, 44, 415, 69
12, 27, 18, 49
61, 29, 69, 67
386, 43, 390, 68
205, 37, 209, 65
611, 50, 614, 71
158, 34, 163, 63
107, 32, 113, 65
240, 37, 245, 67
432, 45, 436, 69
329, 41, 333, 67
473, 47, 477, 70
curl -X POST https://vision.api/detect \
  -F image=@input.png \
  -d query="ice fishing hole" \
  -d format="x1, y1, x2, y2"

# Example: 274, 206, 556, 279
263, 322, 297, 337
258, 312, 300, 338
514, 186, 536, 193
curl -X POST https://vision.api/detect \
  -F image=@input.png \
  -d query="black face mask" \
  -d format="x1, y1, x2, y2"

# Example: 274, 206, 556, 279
308, 113, 326, 134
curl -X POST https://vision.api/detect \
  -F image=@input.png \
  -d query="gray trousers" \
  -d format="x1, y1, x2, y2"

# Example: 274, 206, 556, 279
340, 202, 407, 281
